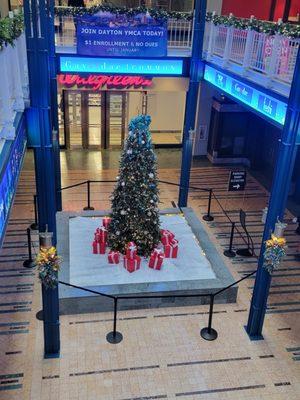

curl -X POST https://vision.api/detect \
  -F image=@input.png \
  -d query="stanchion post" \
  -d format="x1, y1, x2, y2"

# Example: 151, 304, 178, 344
224, 222, 236, 258
106, 298, 123, 344
83, 180, 95, 211
23, 228, 36, 268
30, 194, 39, 231
203, 189, 214, 221
200, 294, 218, 341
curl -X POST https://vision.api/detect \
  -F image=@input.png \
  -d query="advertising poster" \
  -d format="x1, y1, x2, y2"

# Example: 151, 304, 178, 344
77, 12, 167, 57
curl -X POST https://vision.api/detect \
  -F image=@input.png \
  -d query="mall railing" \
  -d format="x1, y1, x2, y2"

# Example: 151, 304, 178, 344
0, 15, 29, 141
203, 16, 300, 96
54, 7, 193, 51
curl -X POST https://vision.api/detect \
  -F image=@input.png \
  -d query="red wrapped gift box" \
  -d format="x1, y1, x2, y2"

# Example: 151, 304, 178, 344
160, 229, 175, 245
95, 227, 107, 243
108, 250, 120, 264
164, 238, 178, 258
148, 253, 164, 270
124, 255, 141, 273
126, 241, 137, 259
92, 240, 106, 255
102, 217, 111, 229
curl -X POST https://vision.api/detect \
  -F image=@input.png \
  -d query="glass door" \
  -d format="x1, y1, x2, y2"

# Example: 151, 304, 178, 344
63, 90, 83, 148
85, 92, 104, 149
106, 92, 127, 148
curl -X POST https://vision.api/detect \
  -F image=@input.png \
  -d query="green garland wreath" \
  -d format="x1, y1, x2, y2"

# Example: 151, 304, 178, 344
206, 12, 300, 39
54, 5, 193, 21
0, 12, 24, 52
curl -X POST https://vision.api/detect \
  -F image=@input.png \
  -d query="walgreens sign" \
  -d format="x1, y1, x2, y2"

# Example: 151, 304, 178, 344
58, 74, 152, 91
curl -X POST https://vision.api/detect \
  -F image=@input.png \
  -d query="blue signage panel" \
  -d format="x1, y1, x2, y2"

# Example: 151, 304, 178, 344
0, 116, 26, 247
77, 12, 167, 58
204, 64, 287, 125
59, 56, 183, 76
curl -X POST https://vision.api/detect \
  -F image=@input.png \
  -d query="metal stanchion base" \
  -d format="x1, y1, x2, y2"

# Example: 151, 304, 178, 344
200, 327, 218, 341
223, 249, 236, 258
23, 259, 36, 269
203, 215, 214, 222
106, 331, 123, 344
83, 206, 95, 211
36, 310, 43, 321
236, 248, 253, 257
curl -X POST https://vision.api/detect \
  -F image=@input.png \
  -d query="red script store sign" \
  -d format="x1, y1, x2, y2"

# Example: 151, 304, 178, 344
58, 74, 153, 91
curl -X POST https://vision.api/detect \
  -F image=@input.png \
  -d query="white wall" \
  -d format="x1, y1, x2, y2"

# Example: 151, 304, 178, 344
146, 92, 186, 132
193, 82, 218, 156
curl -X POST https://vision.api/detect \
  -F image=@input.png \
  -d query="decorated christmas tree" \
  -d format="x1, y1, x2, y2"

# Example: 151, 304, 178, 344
107, 115, 161, 257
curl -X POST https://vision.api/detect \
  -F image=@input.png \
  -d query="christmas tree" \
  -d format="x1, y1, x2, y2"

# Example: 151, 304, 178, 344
107, 115, 161, 257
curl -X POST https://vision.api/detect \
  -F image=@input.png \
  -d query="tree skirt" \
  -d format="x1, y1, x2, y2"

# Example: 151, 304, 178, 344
69, 215, 216, 286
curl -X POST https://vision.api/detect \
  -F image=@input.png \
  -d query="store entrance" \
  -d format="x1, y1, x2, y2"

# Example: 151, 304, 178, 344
62, 90, 126, 149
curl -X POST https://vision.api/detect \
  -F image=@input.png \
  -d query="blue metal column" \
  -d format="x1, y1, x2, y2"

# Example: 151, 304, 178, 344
24, 0, 60, 357
246, 48, 300, 339
178, 0, 207, 207
24, 0, 58, 239
48, 0, 62, 211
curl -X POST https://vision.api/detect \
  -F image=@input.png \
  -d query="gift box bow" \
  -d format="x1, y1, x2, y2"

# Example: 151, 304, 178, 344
151, 248, 165, 258
169, 238, 178, 248
161, 229, 175, 245
126, 241, 137, 257
108, 250, 120, 263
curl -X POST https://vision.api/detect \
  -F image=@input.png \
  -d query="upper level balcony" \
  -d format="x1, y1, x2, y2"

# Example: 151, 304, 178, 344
0, 12, 29, 148
202, 15, 300, 98
54, 7, 193, 57
55, 9, 300, 98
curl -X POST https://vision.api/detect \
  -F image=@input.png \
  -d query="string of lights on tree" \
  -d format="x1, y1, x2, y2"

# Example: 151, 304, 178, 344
0, 11, 23, 51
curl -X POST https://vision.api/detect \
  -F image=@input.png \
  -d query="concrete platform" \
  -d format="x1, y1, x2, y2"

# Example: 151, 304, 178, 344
57, 208, 238, 314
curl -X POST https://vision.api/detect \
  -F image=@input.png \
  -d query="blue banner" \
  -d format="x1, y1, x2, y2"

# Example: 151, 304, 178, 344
76, 12, 167, 58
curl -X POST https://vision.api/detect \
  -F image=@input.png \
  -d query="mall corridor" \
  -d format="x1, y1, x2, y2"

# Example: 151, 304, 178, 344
0, 150, 299, 400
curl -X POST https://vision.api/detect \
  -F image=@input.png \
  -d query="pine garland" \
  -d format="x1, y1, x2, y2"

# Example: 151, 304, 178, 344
206, 12, 300, 39
0, 11, 24, 51
54, 5, 193, 21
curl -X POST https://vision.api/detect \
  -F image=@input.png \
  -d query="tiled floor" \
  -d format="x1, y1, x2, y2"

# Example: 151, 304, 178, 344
0, 149, 299, 400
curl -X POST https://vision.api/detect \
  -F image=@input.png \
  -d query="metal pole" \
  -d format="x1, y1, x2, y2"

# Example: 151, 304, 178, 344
83, 180, 95, 211
30, 194, 39, 231
106, 298, 123, 344
178, 0, 207, 207
224, 222, 236, 258
203, 189, 214, 221
23, 228, 36, 269
200, 295, 218, 340
246, 48, 300, 339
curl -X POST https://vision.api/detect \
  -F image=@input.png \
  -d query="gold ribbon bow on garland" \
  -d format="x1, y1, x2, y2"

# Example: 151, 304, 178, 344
36, 246, 62, 289
263, 234, 286, 274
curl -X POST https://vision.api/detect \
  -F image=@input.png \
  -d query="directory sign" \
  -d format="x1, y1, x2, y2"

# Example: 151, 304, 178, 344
204, 65, 287, 125
77, 12, 167, 57
228, 171, 247, 191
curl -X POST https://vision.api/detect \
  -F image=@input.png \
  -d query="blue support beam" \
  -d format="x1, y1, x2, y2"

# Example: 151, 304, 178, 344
178, 0, 207, 207
24, 0, 60, 357
246, 48, 300, 339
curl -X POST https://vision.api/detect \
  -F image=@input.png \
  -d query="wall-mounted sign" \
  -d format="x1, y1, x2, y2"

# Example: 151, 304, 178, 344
204, 65, 287, 125
77, 12, 167, 58
58, 74, 153, 90
59, 56, 184, 76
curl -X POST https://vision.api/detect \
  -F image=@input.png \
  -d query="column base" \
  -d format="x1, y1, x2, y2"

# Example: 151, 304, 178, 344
244, 326, 264, 341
